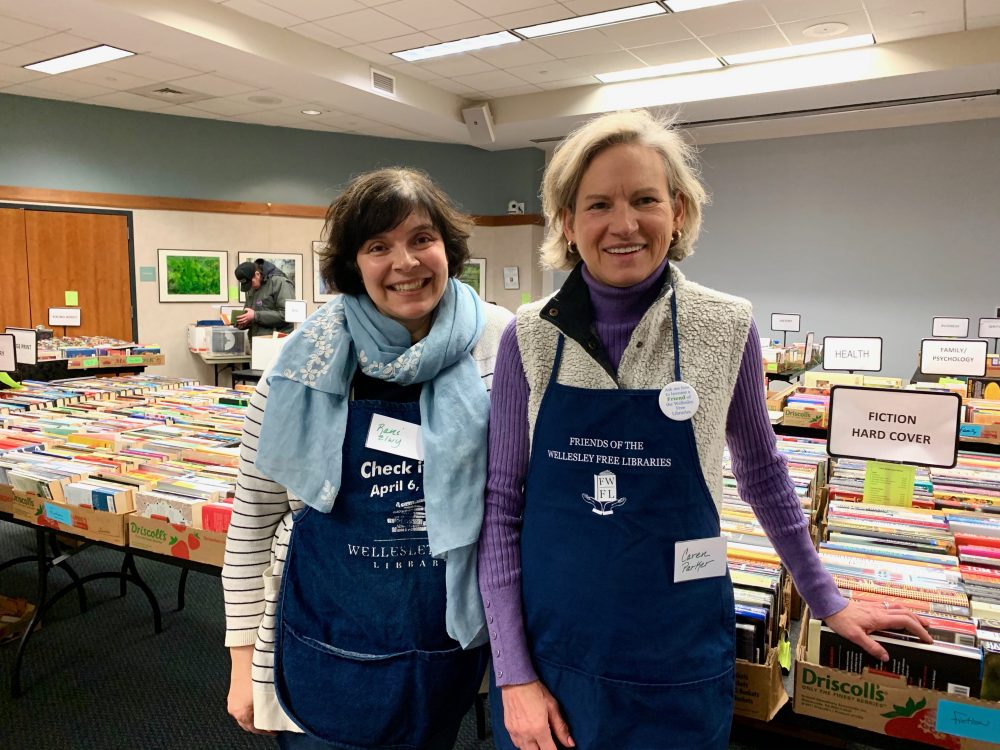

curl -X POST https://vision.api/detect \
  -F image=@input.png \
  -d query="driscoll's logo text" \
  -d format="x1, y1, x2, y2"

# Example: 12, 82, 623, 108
802, 667, 886, 702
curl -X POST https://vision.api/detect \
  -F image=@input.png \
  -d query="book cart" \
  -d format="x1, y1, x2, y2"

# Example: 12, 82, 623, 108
0, 375, 241, 696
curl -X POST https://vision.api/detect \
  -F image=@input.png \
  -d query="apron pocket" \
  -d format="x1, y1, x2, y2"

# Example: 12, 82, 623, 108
536, 656, 734, 750
276, 623, 485, 750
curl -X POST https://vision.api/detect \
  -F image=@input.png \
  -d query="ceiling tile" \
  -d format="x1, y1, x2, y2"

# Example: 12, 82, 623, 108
507, 59, 594, 83
532, 28, 622, 58
763, 0, 863, 24
866, 0, 964, 37
343, 43, 402, 66
185, 97, 264, 116
535, 75, 598, 90
568, 50, 647, 75
288, 22, 358, 47
481, 83, 543, 96
780, 10, 872, 42
14, 32, 103, 59
562, 0, 656, 13
967, 0, 1000, 29
103, 55, 206, 82
628, 38, 716, 66
458, 0, 547, 15
14, 74, 115, 99
452, 69, 527, 90
64, 66, 157, 92
85, 91, 175, 111
425, 18, 504, 42
472, 41, 555, 67
0, 62, 45, 85
378, 0, 481, 29
270, 0, 365, 22
237, 89, 307, 109
222, 0, 304, 28
673, 2, 775, 37
599, 15, 694, 48
416, 54, 495, 77
388, 62, 441, 81
700, 25, 789, 56
0, 83, 77, 101
0, 16, 61, 46
429, 78, 481, 95
371, 32, 439, 53
491, 5, 574, 28
165, 72, 257, 97
315, 8, 416, 42
874, 19, 964, 42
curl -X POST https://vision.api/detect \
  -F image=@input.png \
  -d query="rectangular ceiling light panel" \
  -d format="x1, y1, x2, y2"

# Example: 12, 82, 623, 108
25, 44, 134, 74
722, 34, 875, 65
516, 3, 666, 39
393, 31, 520, 62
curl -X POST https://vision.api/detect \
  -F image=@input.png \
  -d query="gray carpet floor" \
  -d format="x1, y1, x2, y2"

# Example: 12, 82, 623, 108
1, 521, 900, 749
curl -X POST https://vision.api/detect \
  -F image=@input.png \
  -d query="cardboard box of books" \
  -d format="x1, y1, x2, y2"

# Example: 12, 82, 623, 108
11, 489, 130, 546
795, 606, 1000, 749
783, 406, 828, 429
0, 483, 13, 514
128, 516, 226, 567
734, 646, 788, 721
731, 574, 792, 721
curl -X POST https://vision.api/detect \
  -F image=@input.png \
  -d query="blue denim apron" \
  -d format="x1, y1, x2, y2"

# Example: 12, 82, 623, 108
275, 396, 488, 750
490, 285, 735, 750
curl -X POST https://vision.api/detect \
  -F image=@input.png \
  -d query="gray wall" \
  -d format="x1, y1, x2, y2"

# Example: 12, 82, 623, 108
684, 118, 1000, 378
0, 94, 543, 215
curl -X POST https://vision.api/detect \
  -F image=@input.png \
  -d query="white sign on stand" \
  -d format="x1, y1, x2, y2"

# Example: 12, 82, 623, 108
828, 386, 961, 468
822, 337, 883, 372
770, 313, 800, 332
920, 339, 988, 377
48, 308, 82, 326
932, 317, 970, 337
804, 331, 815, 361
4, 327, 37, 365
979, 318, 1000, 338
285, 299, 307, 323
0, 334, 16, 371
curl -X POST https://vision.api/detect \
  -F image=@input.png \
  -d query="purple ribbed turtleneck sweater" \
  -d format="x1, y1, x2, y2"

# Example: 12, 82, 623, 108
477, 260, 847, 686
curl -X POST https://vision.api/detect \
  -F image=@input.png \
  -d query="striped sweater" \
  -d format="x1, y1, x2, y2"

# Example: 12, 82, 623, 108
222, 303, 511, 731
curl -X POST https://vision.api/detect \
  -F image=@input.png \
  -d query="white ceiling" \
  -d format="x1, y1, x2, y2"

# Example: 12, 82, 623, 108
1, 0, 999, 149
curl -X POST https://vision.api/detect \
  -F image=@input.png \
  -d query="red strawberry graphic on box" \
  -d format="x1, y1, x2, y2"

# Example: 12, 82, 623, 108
882, 697, 960, 749
187, 532, 201, 551
35, 506, 60, 530
168, 536, 190, 559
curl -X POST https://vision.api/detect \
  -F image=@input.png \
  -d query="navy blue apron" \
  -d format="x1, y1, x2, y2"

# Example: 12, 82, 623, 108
490, 283, 735, 750
274, 396, 488, 750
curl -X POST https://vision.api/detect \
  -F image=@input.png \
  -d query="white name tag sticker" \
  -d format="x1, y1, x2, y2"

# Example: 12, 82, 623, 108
674, 537, 728, 583
365, 414, 423, 460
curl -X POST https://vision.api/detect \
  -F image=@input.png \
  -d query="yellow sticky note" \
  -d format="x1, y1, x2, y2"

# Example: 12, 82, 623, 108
520, 292, 531, 305
863, 461, 916, 507
0, 373, 22, 388
777, 634, 791, 671
228, 285, 240, 302
65, 290, 79, 306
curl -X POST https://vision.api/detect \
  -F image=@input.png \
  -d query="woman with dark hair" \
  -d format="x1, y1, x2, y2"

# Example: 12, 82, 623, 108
223, 167, 511, 749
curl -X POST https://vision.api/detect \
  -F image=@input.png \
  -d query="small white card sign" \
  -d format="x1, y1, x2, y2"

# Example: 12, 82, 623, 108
0, 334, 16, 371
828, 386, 961, 468
48, 307, 82, 326
804, 331, 815, 361
979, 318, 1000, 338
822, 337, 883, 372
674, 536, 728, 583
920, 339, 988, 377
365, 413, 423, 461
284, 299, 307, 323
4, 327, 37, 365
770, 313, 800, 332
932, 317, 970, 337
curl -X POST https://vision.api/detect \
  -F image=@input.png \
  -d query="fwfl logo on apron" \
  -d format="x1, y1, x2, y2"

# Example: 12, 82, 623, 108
582, 470, 626, 515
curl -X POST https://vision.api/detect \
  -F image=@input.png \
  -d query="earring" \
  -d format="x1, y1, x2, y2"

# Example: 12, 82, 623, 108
670, 229, 683, 248
568, 241, 578, 254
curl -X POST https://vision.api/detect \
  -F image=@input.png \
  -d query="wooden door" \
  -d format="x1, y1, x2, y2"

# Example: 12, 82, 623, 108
24, 211, 133, 340
0, 208, 31, 329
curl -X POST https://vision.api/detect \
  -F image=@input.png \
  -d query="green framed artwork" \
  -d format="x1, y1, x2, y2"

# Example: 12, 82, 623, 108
459, 258, 485, 298
157, 249, 228, 302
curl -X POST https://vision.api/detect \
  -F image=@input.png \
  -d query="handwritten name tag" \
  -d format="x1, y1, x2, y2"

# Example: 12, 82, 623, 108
936, 700, 1000, 743
366, 414, 423, 461
674, 537, 727, 583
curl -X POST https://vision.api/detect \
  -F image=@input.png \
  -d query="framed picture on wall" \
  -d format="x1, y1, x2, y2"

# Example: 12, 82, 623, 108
237, 252, 303, 302
157, 249, 228, 302
459, 258, 486, 298
313, 241, 338, 303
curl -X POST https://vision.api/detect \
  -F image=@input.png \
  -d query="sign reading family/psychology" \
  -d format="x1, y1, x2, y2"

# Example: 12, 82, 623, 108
828, 386, 961, 468
822, 336, 883, 372
931, 317, 970, 337
920, 339, 988, 377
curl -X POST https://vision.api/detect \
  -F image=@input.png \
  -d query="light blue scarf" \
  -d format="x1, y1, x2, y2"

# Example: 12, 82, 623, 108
256, 279, 489, 647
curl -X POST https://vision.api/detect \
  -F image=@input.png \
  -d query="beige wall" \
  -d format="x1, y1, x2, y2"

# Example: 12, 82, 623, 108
131, 210, 543, 383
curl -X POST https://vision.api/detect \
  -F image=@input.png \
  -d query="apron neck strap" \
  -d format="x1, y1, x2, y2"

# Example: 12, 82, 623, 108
667, 266, 682, 383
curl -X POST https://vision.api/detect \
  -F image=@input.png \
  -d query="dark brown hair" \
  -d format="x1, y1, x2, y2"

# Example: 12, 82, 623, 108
319, 168, 474, 295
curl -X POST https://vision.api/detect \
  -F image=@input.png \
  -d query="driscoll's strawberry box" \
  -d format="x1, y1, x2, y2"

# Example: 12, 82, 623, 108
795, 606, 1000, 749
11, 489, 129, 546
128, 516, 226, 567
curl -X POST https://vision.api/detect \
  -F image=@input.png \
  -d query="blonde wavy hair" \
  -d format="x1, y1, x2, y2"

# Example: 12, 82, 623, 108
539, 109, 708, 271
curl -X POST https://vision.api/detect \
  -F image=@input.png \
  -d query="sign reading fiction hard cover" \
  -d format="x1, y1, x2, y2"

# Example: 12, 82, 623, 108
828, 386, 961, 468
770, 313, 800, 332
821, 337, 882, 372
920, 339, 988, 377
931, 317, 970, 337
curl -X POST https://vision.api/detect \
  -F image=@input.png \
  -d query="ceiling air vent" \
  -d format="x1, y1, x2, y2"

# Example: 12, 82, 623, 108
371, 69, 396, 96
126, 83, 213, 105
